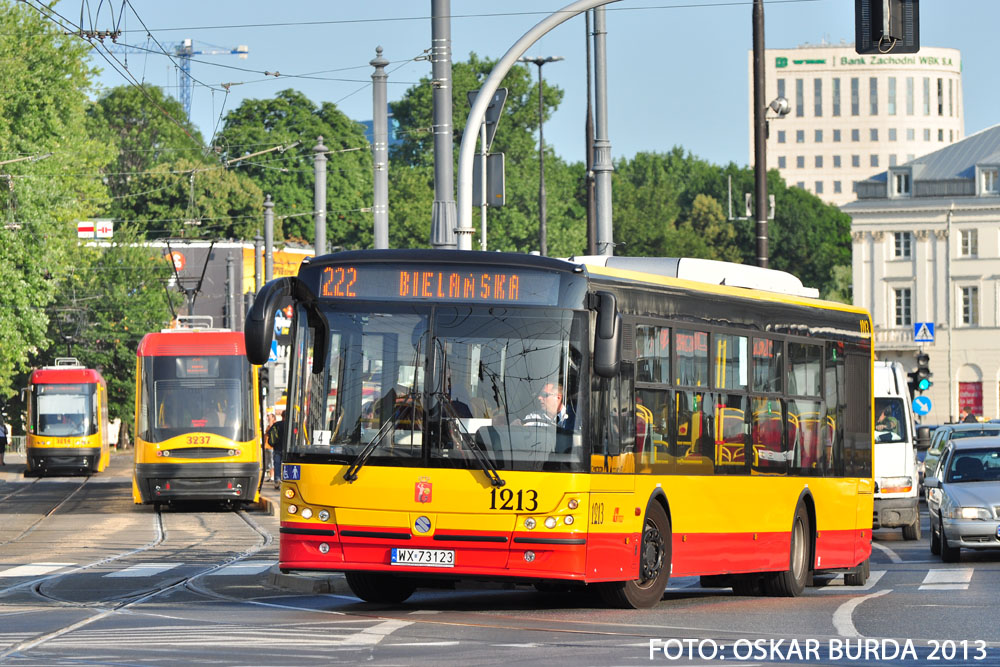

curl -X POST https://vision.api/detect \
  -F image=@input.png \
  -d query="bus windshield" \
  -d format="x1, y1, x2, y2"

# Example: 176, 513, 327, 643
288, 304, 586, 473
138, 355, 253, 443
33, 384, 96, 437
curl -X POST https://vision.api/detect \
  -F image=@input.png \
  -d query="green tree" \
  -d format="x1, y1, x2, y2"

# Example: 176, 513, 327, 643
116, 157, 263, 241
391, 53, 585, 256
0, 1, 113, 402
214, 89, 373, 248
87, 84, 208, 216
45, 226, 179, 437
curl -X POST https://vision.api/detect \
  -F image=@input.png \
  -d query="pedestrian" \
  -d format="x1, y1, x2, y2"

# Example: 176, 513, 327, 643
962, 407, 978, 423
266, 411, 286, 489
263, 412, 275, 481
0, 417, 7, 466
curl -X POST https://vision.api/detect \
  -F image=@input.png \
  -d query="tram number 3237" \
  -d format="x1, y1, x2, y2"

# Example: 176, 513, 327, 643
489, 487, 538, 511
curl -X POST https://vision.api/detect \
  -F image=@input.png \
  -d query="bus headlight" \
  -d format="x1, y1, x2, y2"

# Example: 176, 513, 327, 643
287, 504, 298, 514
318, 510, 330, 522
523, 518, 536, 530
300, 508, 313, 519
284, 488, 295, 499
544, 517, 557, 529
564, 515, 575, 525
567, 498, 579, 510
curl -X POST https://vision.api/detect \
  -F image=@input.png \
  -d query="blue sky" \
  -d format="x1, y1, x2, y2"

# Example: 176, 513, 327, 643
86, 1, 999, 168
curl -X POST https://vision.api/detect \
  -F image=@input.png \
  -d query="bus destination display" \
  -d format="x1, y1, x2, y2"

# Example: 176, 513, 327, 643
318, 265, 561, 305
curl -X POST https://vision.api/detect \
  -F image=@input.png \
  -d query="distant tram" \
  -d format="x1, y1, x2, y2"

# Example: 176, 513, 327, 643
24, 357, 111, 475
132, 318, 264, 507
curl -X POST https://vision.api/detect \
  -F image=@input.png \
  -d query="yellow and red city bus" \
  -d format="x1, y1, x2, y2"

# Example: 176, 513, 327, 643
24, 358, 111, 475
245, 250, 874, 607
132, 321, 263, 507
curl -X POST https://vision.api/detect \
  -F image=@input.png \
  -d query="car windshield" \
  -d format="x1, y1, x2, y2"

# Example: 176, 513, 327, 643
874, 397, 905, 443
287, 304, 587, 473
946, 447, 1000, 483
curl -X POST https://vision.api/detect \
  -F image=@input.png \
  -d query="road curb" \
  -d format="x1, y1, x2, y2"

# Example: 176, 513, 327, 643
267, 566, 352, 595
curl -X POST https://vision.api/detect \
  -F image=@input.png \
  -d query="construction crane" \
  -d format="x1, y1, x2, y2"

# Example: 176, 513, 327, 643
108, 38, 249, 120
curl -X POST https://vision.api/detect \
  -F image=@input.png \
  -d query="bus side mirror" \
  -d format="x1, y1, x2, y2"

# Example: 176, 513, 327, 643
245, 277, 298, 365
593, 291, 621, 378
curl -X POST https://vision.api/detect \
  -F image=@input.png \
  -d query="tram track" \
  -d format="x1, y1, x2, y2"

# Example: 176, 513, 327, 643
0, 507, 272, 661
0, 475, 91, 547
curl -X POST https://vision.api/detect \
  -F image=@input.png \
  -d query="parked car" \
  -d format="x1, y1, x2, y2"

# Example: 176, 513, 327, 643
925, 436, 1000, 562
920, 422, 1000, 495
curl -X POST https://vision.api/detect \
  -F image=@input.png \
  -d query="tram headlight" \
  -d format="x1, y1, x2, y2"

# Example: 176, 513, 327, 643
227, 449, 239, 457
300, 508, 313, 519
318, 510, 330, 522
287, 504, 298, 514
567, 498, 579, 510
544, 517, 557, 529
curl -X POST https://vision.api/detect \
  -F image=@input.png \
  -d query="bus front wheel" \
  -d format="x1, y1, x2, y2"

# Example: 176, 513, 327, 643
597, 501, 671, 609
345, 572, 416, 604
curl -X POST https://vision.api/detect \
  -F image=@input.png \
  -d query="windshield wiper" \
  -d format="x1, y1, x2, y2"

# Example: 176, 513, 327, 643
343, 392, 417, 483
434, 391, 505, 488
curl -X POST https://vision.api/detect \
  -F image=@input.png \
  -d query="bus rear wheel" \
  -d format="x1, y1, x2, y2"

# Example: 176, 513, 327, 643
597, 501, 671, 609
763, 503, 811, 597
345, 572, 416, 604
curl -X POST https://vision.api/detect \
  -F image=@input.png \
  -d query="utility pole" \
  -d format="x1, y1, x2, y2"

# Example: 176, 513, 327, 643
519, 56, 564, 256
752, 0, 768, 268
313, 137, 328, 256
253, 234, 263, 293
264, 195, 274, 283
371, 47, 390, 249
585, 9, 597, 255
429, 0, 458, 249
593, 6, 614, 256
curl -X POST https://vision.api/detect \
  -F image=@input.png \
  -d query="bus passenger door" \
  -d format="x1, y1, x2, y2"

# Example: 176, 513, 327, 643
587, 365, 640, 581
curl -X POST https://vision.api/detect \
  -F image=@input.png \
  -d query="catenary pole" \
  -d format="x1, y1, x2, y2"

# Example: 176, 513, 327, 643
313, 136, 328, 256
753, 0, 768, 267
429, 0, 457, 248
371, 47, 390, 249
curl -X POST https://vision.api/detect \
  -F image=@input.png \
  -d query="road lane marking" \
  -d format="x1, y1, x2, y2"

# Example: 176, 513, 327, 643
0, 563, 74, 578
105, 563, 180, 578
871, 542, 903, 563
209, 561, 275, 576
832, 589, 890, 637
338, 619, 412, 646
919, 568, 973, 590
814, 569, 885, 593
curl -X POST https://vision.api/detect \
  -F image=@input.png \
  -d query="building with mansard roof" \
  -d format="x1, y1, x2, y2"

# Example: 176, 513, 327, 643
844, 124, 1000, 423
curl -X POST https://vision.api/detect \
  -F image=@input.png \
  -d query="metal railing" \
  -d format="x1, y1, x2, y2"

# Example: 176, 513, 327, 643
8, 435, 25, 455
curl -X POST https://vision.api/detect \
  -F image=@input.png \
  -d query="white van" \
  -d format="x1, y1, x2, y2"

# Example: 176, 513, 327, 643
872, 360, 921, 539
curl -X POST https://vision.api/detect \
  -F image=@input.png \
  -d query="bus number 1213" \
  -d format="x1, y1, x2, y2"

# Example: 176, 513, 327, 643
489, 488, 538, 511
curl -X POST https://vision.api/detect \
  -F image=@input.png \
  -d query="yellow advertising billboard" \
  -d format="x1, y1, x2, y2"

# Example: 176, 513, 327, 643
241, 247, 312, 294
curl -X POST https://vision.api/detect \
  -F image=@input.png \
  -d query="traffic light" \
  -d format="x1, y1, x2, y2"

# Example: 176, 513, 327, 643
914, 353, 932, 393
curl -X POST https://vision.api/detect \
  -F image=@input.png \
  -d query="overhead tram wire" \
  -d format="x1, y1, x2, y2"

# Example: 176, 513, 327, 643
21, 1, 205, 153
110, 0, 823, 34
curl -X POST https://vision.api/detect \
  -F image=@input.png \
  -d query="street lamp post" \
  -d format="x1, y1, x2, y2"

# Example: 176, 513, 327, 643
519, 55, 563, 256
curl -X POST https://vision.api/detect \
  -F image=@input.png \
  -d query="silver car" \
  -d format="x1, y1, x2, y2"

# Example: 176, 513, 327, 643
925, 436, 1000, 562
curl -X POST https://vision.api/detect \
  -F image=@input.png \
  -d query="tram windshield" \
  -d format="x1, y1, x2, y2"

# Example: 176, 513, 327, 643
137, 355, 254, 443
287, 305, 586, 473
32, 384, 96, 437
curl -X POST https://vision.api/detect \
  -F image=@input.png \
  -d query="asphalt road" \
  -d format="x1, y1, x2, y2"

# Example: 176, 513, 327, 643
2, 451, 999, 666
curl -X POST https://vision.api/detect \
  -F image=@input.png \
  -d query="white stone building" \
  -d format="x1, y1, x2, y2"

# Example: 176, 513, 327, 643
750, 44, 964, 206
845, 124, 1000, 424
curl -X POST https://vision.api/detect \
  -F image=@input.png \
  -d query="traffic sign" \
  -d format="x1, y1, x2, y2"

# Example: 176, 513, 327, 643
467, 88, 508, 153
912, 396, 932, 416
914, 322, 934, 342
268, 339, 279, 363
